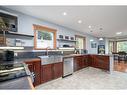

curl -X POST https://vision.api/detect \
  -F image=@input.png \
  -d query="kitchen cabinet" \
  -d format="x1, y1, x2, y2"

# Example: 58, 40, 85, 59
87, 55, 93, 66
92, 55, 99, 68
53, 62, 63, 79
90, 55, 110, 70
74, 56, 88, 71
74, 56, 81, 71
41, 62, 63, 83
96, 55, 109, 70
83, 55, 89, 67
24, 59, 41, 87
41, 64, 53, 83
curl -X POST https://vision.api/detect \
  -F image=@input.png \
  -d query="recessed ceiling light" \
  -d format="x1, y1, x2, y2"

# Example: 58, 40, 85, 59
99, 38, 103, 41
99, 28, 103, 30
78, 20, 82, 24
90, 39, 94, 42
88, 25, 92, 28
62, 12, 67, 16
116, 32, 122, 35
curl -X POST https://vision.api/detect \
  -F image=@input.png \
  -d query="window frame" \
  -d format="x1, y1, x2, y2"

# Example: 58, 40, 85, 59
33, 24, 57, 50
116, 40, 127, 52
75, 35, 86, 49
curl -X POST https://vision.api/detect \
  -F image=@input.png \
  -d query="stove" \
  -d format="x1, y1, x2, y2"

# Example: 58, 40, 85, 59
0, 63, 30, 82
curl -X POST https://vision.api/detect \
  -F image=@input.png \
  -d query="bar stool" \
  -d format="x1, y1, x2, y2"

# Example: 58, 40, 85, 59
118, 51, 126, 63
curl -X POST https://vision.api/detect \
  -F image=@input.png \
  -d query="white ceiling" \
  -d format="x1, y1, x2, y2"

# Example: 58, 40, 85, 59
4, 6, 127, 37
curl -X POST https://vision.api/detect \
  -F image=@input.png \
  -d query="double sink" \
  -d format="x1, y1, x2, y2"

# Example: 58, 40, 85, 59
38, 55, 63, 65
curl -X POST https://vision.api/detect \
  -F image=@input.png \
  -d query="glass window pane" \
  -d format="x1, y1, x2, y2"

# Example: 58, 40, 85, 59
76, 37, 84, 49
117, 41, 127, 52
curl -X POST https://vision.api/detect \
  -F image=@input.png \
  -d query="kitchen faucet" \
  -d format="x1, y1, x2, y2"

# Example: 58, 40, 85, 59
46, 46, 51, 56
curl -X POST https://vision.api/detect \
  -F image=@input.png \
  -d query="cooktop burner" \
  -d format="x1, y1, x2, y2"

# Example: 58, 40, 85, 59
0, 63, 29, 82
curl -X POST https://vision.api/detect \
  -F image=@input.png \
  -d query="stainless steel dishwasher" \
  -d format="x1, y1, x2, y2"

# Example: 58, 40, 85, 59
63, 57, 74, 77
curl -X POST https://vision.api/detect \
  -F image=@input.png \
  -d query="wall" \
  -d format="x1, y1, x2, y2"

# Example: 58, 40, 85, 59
0, 7, 99, 54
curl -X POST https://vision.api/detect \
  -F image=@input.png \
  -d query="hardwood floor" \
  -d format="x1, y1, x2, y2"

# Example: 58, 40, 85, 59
114, 60, 127, 73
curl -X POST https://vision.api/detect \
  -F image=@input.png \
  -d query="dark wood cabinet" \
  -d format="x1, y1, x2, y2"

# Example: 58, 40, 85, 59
53, 62, 63, 79
83, 55, 89, 67
25, 59, 41, 87
74, 56, 81, 71
74, 56, 88, 71
92, 55, 99, 68
87, 55, 93, 66
90, 55, 110, 70
97, 55, 109, 70
74, 54, 110, 71
41, 64, 53, 83
41, 62, 63, 83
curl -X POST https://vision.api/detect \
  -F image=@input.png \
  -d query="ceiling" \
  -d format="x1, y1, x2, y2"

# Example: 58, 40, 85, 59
4, 6, 127, 38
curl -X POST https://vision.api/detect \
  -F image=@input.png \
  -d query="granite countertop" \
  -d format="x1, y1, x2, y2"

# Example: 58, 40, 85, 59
0, 54, 113, 64
0, 57, 41, 64
0, 76, 34, 89
63, 54, 113, 58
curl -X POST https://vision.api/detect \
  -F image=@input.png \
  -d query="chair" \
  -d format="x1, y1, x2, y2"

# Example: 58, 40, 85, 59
118, 51, 127, 63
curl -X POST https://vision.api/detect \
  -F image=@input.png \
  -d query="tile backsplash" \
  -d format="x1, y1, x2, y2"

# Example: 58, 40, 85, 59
15, 51, 63, 59
0, 49, 74, 60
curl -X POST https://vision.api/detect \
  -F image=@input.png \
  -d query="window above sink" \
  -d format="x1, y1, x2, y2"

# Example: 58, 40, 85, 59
33, 24, 57, 50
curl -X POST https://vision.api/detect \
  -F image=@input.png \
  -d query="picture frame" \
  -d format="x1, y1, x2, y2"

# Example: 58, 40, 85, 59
91, 42, 97, 48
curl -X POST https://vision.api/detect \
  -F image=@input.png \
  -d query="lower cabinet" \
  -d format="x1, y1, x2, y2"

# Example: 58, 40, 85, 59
53, 63, 63, 79
96, 55, 109, 70
25, 59, 41, 87
74, 56, 89, 71
24, 55, 110, 86
90, 55, 110, 70
83, 55, 89, 67
41, 64, 53, 83
41, 62, 63, 83
74, 56, 82, 71
87, 55, 93, 66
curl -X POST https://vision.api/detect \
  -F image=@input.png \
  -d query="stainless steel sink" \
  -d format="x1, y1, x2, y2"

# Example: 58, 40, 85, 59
38, 55, 63, 65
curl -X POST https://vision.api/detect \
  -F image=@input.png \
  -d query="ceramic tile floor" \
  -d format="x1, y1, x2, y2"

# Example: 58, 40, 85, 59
36, 67, 127, 90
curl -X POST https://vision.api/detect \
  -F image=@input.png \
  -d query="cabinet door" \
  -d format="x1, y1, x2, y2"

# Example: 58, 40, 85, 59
74, 57, 79, 71
74, 56, 83, 71
87, 55, 93, 66
97, 56, 109, 70
83, 55, 88, 67
33, 61, 41, 86
53, 62, 63, 79
92, 56, 99, 68
41, 64, 53, 83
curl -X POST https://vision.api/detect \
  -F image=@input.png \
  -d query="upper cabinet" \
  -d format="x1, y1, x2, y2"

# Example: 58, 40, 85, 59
33, 24, 57, 50
0, 12, 18, 32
